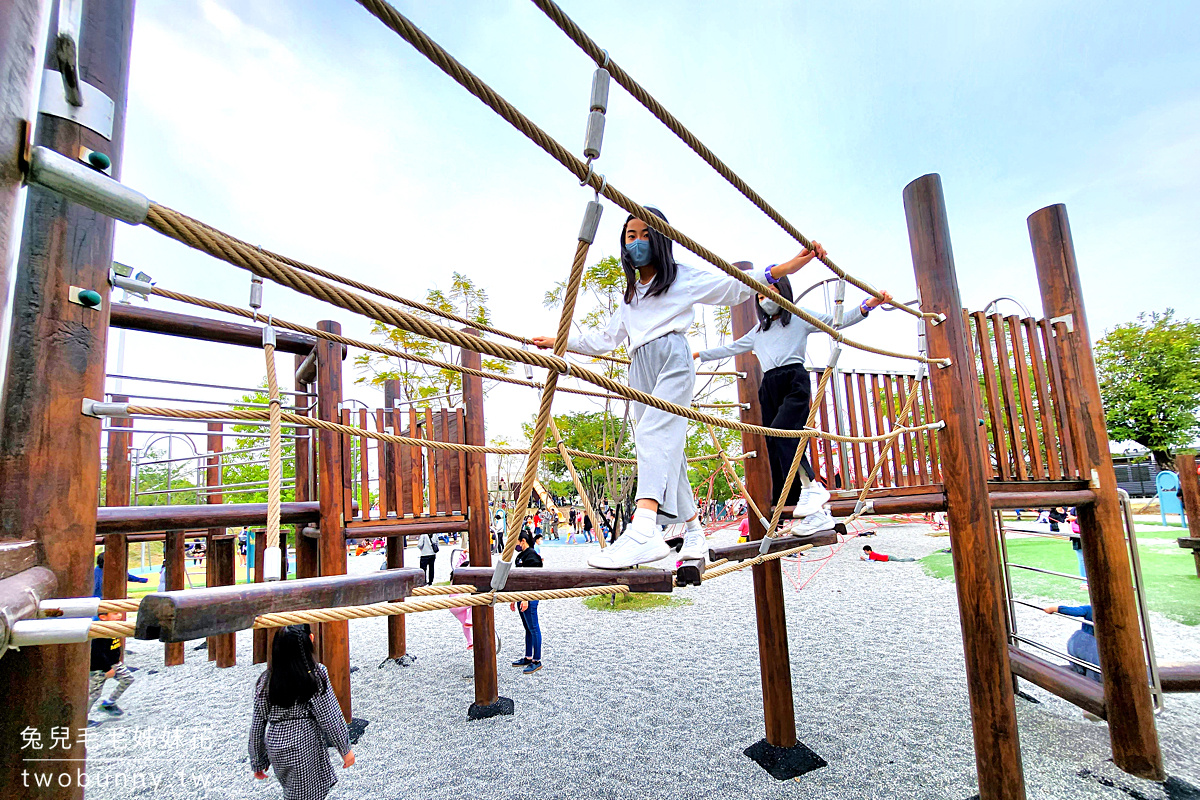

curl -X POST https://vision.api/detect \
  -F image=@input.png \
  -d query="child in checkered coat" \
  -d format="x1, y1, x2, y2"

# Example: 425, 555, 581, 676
250, 624, 354, 800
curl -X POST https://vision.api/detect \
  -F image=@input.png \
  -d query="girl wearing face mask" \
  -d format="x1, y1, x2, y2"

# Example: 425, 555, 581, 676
694, 275, 890, 533
531, 207, 820, 569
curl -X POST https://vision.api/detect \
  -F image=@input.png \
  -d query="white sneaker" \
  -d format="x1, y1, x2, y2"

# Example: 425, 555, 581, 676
791, 482, 831, 518
791, 509, 836, 535
677, 529, 708, 561
588, 533, 670, 569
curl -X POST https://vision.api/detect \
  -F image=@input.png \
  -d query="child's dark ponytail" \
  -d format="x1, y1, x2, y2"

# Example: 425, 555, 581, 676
267, 624, 324, 707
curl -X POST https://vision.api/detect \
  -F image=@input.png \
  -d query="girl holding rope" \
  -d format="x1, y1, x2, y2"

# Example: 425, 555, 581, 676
695, 276, 891, 534
532, 206, 821, 570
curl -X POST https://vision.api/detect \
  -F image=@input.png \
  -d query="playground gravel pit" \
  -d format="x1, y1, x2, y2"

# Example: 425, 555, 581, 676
79, 522, 1200, 800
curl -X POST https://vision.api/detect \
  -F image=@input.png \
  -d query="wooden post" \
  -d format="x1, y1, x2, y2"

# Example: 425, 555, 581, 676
462, 331, 509, 717
0, 3, 134, 794
383, 379, 406, 659
1029, 204, 1162, 779
163, 530, 185, 666
204, 422, 236, 667
316, 321, 351, 721
102, 396, 133, 604
904, 174, 1026, 800
731, 275, 797, 750
252, 527, 268, 663
1176, 455, 1200, 576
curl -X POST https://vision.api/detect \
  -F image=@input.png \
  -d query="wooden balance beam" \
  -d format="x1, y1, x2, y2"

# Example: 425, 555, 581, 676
1008, 645, 1106, 719
450, 566, 674, 594
135, 568, 426, 642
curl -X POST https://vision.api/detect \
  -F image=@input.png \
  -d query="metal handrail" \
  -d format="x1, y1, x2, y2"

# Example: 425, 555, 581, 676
106, 373, 315, 396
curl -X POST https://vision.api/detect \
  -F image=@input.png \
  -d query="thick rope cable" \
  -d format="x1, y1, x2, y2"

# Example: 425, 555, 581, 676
349, 0, 946, 366
86, 584, 633, 639
146, 204, 862, 438
498, 238, 592, 569
701, 544, 812, 581
705, 424, 769, 530
264, 338, 282, 551
548, 417, 607, 550
527, 0, 933, 324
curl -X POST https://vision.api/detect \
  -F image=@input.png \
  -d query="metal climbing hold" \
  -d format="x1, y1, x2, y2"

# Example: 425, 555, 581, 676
583, 109, 606, 159
77, 288, 102, 307
86, 150, 111, 171
590, 68, 610, 113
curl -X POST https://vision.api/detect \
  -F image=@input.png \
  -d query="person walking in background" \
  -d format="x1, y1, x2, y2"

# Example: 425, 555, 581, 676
250, 624, 354, 799
859, 545, 916, 563
510, 533, 544, 674
1066, 508, 1087, 591
87, 612, 136, 725
417, 532, 438, 585
93, 551, 148, 598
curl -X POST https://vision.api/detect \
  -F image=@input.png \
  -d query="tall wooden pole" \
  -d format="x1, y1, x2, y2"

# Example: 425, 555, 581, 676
291, 352, 318, 662
904, 174, 1026, 800
383, 378, 407, 659
731, 277, 797, 749
1176, 455, 1200, 576
316, 320, 351, 721
0, 3, 134, 795
102, 395, 132, 602
205, 422, 235, 667
462, 332, 508, 717
1028, 204, 1162, 779
0, 0, 46, 405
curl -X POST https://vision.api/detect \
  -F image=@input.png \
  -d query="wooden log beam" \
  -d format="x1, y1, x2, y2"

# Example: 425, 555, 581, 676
1158, 663, 1200, 693
709, 530, 838, 563
163, 531, 185, 665
0, 3, 134, 795
451, 566, 675, 594
344, 519, 468, 538
96, 500, 324, 534
1175, 455, 1200, 577
0, 566, 58, 630
134, 568, 426, 642
906, 174, 1026, 800
109, 303, 317, 355
1008, 646, 1106, 719
316, 320, 351, 721
1030, 203, 1162, 779
675, 559, 704, 587
784, 489, 1098, 518
732, 282, 798, 750
0, 541, 38, 581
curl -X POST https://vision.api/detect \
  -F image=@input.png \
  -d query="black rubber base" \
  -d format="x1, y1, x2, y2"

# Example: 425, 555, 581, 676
347, 718, 369, 745
744, 738, 827, 781
467, 696, 515, 721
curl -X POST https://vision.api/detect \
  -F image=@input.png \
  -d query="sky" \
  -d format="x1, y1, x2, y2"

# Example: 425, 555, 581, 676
101, 0, 1200, 461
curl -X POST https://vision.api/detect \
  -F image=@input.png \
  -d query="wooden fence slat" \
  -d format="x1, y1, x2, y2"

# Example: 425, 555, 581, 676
990, 313, 1027, 480
922, 377, 942, 482
856, 373, 878, 486
410, 408, 424, 516
375, 410, 391, 518
340, 409, 354, 523
1024, 318, 1062, 481
973, 311, 1011, 480
1039, 319, 1077, 479
358, 409, 371, 520
908, 376, 931, 484
817, 387, 836, 486
390, 409, 406, 517
964, 309, 994, 477
1007, 316, 1045, 479
895, 376, 920, 484
424, 408, 439, 515
869, 374, 894, 486
456, 409, 468, 514
882, 376, 906, 486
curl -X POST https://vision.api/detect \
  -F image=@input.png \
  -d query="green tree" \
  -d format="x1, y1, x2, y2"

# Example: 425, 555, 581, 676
130, 450, 200, 505
528, 410, 636, 516
354, 272, 511, 405
1096, 309, 1200, 468
212, 385, 297, 504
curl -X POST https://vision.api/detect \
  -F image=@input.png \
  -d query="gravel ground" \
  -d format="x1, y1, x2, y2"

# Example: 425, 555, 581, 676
77, 523, 1200, 800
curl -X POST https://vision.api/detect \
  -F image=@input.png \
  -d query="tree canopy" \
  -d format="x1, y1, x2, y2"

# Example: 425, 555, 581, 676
1096, 309, 1200, 467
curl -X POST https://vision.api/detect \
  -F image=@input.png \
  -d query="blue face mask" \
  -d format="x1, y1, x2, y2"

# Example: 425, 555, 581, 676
625, 239, 652, 267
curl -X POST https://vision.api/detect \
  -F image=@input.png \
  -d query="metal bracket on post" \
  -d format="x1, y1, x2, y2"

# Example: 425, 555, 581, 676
490, 559, 513, 593
26, 146, 147, 222
1049, 313, 1074, 333
82, 398, 129, 418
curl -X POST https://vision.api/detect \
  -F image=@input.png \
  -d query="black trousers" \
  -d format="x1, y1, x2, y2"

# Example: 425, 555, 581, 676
419, 554, 436, 584
759, 364, 817, 506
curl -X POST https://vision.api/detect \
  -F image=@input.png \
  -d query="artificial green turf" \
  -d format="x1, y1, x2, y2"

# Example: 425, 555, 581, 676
582, 593, 693, 612
920, 526, 1200, 626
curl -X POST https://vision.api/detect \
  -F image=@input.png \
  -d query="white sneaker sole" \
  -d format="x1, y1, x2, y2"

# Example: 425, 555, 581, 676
588, 539, 671, 570
792, 488, 831, 518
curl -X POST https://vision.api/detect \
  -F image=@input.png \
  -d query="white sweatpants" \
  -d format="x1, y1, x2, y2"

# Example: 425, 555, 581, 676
629, 333, 696, 526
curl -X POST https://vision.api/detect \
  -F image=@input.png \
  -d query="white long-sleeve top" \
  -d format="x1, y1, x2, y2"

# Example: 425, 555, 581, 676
567, 262, 758, 356
697, 304, 868, 372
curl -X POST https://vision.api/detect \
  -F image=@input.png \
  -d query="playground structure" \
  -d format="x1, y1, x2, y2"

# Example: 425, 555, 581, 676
0, 2, 1198, 799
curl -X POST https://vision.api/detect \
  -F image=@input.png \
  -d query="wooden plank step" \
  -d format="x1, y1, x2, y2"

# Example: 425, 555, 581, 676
450, 566, 674, 594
